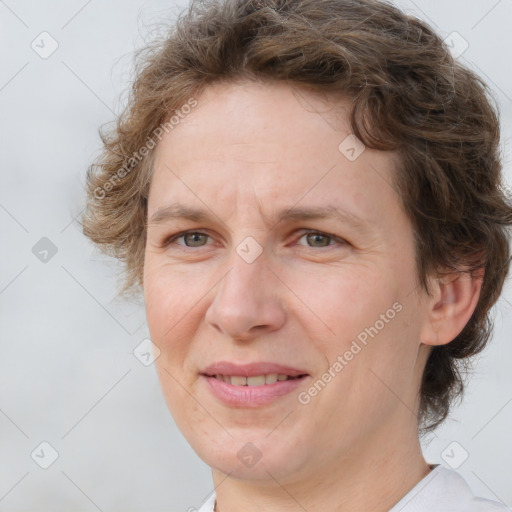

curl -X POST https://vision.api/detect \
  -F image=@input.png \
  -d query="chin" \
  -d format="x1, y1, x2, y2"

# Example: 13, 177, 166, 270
195, 434, 306, 482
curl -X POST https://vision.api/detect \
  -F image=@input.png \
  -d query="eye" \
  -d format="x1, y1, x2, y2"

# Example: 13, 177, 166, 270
296, 230, 345, 248
163, 231, 210, 248
160, 229, 347, 250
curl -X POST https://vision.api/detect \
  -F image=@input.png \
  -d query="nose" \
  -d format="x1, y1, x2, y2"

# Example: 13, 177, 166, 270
204, 250, 287, 341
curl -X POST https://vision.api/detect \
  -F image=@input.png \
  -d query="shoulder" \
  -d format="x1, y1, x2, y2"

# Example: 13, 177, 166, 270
434, 465, 509, 512
390, 464, 510, 512
196, 493, 216, 512
198, 466, 510, 512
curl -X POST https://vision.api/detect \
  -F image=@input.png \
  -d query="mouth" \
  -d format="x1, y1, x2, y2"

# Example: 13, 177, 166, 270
204, 373, 307, 386
199, 361, 310, 407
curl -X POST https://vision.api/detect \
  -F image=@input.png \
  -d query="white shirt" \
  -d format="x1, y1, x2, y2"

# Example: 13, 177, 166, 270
196, 464, 510, 512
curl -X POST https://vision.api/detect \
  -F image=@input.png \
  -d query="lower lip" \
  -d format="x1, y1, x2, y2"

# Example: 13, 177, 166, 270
201, 375, 309, 407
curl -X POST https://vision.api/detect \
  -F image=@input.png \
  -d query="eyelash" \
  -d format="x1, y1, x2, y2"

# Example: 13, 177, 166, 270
160, 229, 347, 250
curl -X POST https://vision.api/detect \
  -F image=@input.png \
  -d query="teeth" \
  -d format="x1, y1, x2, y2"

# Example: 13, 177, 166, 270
213, 374, 294, 386
265, 373, 278, 384
247, 375, 265, 386
231, 376, 247, 386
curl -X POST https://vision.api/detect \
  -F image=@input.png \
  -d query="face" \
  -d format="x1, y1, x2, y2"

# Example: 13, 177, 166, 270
143, 80, 431, 485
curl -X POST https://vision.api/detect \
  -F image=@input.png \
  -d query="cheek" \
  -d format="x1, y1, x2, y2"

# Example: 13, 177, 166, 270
285, 264, 399, 349
298, 273, 420, 437
289, 263, 419, 396
143, 266, 203, 387
143, 260, 204, 341
144, 264, 204, 418
144, 275, 174, 342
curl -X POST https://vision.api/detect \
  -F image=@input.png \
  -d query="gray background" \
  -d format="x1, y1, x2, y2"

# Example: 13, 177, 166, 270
0, 0, 511, 510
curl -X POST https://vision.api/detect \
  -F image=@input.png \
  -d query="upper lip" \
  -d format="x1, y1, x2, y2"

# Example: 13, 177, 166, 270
201, 361, 309, 378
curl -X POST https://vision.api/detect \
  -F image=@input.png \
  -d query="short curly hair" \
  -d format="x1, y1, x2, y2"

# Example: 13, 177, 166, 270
80, 0, 512, 433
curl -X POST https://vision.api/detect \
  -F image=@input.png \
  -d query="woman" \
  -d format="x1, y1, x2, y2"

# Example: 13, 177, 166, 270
81, 0, 512, 510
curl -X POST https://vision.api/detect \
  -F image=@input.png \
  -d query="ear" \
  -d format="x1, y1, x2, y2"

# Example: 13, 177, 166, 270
420, 270, 483, 346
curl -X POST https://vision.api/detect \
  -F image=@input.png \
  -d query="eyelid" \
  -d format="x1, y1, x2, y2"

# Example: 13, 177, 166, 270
294, 229, 347, 247
161, 230, 213, 248
161, 229, 347, 249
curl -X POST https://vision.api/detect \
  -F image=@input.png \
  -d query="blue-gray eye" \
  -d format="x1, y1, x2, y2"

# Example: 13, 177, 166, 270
181, 232, 208, 247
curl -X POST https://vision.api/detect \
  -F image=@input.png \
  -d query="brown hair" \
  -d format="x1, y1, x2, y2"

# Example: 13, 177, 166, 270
80, 0, 512, 433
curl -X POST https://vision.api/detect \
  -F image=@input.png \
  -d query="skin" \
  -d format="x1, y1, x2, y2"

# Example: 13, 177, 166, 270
143, 80, 483, 512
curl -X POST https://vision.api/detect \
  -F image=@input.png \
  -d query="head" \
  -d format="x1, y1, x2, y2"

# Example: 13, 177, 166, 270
81, 0, 511, 480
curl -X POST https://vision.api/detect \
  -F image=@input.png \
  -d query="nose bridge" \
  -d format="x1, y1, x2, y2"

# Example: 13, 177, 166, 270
205, 243, 286, 338
227, 253, 263, 303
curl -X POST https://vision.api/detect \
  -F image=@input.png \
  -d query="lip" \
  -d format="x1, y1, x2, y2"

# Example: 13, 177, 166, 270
201, 374, 309, 407
201, 361, 309, 378
200, 361, 310, 408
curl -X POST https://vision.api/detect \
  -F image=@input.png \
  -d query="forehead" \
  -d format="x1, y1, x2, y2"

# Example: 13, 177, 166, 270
156, 79, 352, 159
149, 80, 401, 226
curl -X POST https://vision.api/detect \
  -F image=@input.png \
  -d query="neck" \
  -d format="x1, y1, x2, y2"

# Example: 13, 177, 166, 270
211, 417, 431, 512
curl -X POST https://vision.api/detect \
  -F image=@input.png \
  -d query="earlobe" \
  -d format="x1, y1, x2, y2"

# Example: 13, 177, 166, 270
420, 271, 483, 347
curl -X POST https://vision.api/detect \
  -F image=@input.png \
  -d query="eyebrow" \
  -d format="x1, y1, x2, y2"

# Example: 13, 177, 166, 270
148, 202, 370, 231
